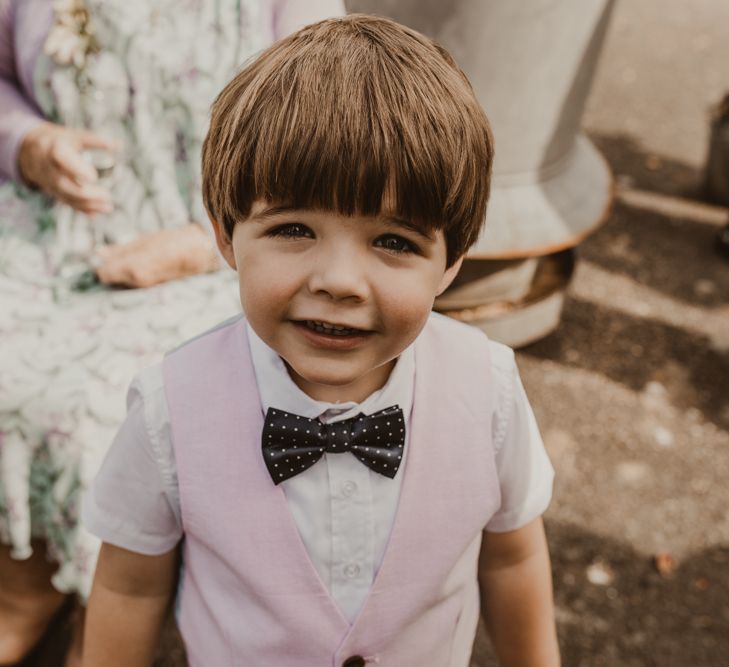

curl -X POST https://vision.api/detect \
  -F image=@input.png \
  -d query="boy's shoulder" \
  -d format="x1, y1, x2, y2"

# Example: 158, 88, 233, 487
424, 311, 511, 355
161, 314, 250, 395
425, 310, 484, 339
423, 312, 517, 378
166, 313, 246, 358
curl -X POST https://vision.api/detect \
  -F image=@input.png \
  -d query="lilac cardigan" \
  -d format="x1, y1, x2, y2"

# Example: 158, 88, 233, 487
0, 0, 345, 182
0, 0, 49, 181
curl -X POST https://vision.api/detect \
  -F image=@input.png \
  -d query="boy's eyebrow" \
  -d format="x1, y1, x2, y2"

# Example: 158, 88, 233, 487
381, 215, 436, 241
248, 204, 299, 222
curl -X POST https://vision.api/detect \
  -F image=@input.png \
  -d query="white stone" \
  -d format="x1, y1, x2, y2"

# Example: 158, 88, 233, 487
653, 426, 675, 448
586, 560, 614, 586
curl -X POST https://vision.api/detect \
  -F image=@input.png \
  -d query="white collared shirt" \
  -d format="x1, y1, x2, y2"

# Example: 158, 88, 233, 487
84, 323, 553, 623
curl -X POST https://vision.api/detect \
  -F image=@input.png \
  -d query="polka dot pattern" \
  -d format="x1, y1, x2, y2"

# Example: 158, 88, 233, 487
261, 406, 406, 484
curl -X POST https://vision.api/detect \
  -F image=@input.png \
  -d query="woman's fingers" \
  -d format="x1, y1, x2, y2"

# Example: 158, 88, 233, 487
53, 175, 113, 215
96, 254, 162, 288
18, 122, 119, 213
96, 259, 131, 286
75, 129, 119, 152
50, 139, 99, 185
95, 226, 216, 288
96, 238, 159, 287
57, 129, 118, 182
94, 239, 142, 264
53, 174, 110, 205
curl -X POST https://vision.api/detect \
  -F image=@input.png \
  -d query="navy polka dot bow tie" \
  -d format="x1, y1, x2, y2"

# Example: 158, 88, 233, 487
261, 405, 406, 484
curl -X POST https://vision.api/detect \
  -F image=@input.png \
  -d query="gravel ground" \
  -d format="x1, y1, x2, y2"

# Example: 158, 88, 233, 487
469, 191, 729, 666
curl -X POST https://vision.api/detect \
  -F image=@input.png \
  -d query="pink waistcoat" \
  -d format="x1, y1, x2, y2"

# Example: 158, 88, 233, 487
163, 314, 501, 667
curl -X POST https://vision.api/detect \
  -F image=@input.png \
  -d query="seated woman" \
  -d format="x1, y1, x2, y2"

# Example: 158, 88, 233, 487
0, 0, 343, 664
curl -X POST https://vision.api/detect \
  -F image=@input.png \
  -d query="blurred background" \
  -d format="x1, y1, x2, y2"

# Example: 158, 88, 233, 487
461, 0, 729, 664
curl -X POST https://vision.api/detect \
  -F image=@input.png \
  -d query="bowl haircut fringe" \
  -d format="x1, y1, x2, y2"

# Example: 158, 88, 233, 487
202, 14, 494, 266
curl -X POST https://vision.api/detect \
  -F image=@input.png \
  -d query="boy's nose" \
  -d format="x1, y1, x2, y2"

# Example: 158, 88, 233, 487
307, 250, 369, 302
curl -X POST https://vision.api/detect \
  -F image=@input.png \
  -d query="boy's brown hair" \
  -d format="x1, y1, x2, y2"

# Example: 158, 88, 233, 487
202, 14, 494, 266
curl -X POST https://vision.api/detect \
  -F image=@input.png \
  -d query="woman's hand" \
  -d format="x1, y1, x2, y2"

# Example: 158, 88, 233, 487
17, 122, 116, 215
95, 224, 221, 288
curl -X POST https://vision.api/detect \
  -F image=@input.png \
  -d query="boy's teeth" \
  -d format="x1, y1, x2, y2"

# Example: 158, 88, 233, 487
304, 320, 358, 336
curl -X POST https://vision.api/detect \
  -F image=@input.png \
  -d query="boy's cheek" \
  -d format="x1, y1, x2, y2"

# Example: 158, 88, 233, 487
239, 283, 288, 322
383, 295, 435, 340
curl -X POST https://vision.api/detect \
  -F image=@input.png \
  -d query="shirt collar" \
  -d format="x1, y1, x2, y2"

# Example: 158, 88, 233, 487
247, 322, 415, 425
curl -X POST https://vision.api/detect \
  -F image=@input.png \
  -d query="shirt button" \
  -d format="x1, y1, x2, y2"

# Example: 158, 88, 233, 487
341, 480, 358, 497
343, 562, 361, 578
342, 656, 366, 667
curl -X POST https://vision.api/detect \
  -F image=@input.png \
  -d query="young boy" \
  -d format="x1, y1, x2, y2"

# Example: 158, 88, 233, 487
82, 14, 559, 667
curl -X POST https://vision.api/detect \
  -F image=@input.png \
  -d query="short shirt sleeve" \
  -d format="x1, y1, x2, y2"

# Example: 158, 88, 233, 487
485, 342, 554, 533
82, 364, 182, 555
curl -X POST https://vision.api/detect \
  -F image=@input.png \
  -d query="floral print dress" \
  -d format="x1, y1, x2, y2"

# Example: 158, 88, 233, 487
0, 0, 263, 597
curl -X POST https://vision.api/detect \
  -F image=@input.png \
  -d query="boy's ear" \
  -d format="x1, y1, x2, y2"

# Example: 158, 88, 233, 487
210, 217, 237, 270
436, 256, 464, 296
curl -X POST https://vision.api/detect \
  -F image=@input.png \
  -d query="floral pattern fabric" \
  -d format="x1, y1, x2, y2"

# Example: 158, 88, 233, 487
0, 0, 260, 598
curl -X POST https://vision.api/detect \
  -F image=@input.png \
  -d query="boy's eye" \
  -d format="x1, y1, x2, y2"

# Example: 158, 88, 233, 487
267, 223, 314, 239
375, 234, 418, 254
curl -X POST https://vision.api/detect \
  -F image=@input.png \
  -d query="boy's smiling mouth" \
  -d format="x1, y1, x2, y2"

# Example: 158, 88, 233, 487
299, 319, 371, 337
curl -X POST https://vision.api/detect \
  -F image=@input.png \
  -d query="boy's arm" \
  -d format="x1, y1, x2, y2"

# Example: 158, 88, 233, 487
83, 542, 179, 667
478, 517, 560, 667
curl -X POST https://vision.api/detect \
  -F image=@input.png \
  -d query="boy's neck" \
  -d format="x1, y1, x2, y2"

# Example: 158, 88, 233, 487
285, 359, 397, 404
